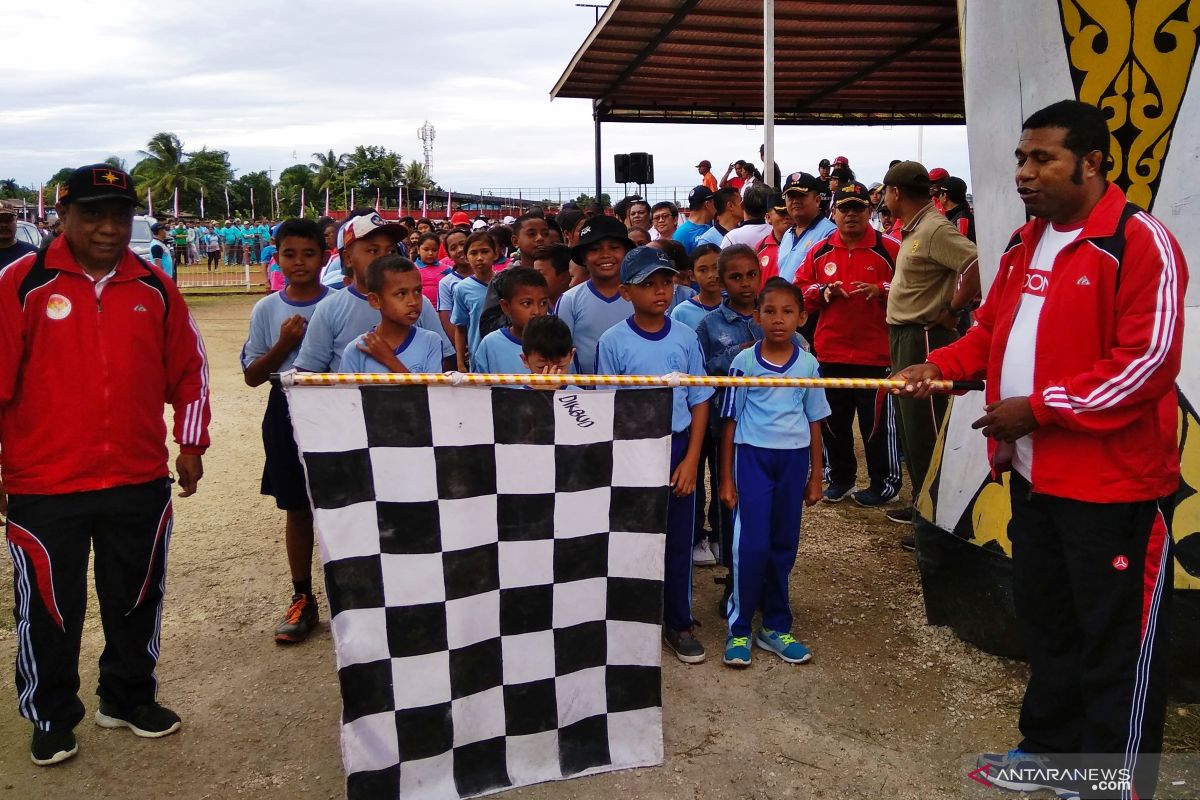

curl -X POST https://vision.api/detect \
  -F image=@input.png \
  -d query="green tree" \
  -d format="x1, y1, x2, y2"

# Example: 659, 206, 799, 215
46, 167, 76, 188
574, 192, 611, 209
103, 155, 127, 171
402, 159, 434, 191
277, 165, 316, 217
310, 150, 347, 190
345, 145, 405, 192
229, 171, 273, 219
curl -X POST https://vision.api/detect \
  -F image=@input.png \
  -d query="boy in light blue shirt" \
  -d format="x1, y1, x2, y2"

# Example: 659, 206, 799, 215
556, 216, 634, 373
718, 277, 829, 668
340, 256, 444, 374
293, 213, 452, 372
596, 246, 714, 665
472, 268, 549, 374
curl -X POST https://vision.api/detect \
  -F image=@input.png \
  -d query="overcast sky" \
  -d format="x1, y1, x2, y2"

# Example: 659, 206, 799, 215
3, 0, 970, 196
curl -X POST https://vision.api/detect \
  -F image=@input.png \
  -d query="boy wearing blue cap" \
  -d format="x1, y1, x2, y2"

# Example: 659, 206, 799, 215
718, 277, 829, 667
597, 246, 714, 663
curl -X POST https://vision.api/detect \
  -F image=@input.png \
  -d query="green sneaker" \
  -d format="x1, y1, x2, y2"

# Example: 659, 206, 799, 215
755, 628, 812, 664
723, 636, 751, 667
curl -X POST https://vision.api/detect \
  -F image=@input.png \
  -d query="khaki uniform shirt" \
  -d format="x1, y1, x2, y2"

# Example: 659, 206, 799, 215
886, 202, 978, 326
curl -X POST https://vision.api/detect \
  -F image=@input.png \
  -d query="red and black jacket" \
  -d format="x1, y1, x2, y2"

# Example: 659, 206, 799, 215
0, 237, 211, 495
928, 184, 1187, 503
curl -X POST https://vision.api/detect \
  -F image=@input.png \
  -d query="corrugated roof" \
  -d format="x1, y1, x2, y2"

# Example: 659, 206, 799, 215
552, 0, 963, 125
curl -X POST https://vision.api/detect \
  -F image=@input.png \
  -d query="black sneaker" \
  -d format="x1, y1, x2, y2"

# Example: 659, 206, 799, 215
95, 701, 181, 738
885, 506, 914, 525
274, 593, 319, 644
900, 534, 917, 552
31, 729, 77, 766
663, 627, 706, 664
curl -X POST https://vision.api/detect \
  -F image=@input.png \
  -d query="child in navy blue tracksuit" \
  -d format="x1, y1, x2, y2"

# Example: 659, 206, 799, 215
719, 278, 829, 667
597, 246, 714, 664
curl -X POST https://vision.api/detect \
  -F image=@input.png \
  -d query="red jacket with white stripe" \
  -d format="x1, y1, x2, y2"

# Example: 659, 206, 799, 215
927, 184, 1186, 503
0, 237, 211, 495
794, 228, 897, 367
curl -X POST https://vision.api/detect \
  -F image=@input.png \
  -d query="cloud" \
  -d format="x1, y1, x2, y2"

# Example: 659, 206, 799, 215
3, 0, 972, 195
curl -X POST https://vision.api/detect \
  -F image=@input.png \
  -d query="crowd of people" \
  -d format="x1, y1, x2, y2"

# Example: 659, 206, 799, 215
1, 99, 1189, 800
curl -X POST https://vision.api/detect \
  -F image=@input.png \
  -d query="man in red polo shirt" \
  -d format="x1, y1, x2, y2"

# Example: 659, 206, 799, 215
796, 182, 900, 506
895, 100, 1186, 799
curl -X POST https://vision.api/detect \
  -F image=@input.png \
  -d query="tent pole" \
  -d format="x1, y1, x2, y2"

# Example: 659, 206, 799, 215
763, 0, 775, 187
593, 101, 603, 206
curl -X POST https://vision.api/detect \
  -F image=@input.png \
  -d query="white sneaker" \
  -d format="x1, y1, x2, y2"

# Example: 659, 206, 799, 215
692, 540, 717, 566
711, 541, 721, 563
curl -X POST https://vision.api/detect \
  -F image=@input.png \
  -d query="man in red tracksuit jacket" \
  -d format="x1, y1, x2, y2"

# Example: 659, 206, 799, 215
795, 181, 901, 507
0, 165, 211, 766
896, 101, 1186, 799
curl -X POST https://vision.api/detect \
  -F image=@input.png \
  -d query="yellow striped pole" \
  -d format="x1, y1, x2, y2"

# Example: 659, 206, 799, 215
278, 371, 982, 393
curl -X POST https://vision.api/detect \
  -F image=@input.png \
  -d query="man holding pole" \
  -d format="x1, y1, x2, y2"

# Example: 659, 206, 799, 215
894, 100, 1186, 800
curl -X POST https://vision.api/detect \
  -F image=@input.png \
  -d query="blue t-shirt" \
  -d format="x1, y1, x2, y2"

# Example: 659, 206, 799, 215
320, 254, 344, 288
777, 218, 838, 283
222, 226, 241, 245
340, 326, 445, 374
670, 296, 721, 331
721, 342, 831, 449
293, 286, 451, 372
241, 287, 330, 373
696, 225, 727, 249
438, 269, 467, 312
556, 280, 633, 374
669, 284, 696, 312
596, 317, 714, 433
471, 327, 527, 374
449, 275, 490, 359
260, 244, 277, 263
673, 219, 712, 254
150, 241, 174, 280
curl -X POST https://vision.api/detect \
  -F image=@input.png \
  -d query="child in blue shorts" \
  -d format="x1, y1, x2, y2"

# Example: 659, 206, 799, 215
341, 256, 445, 374
241, 219, 330, 643
597, 246, 714, 664
719, 277, 829, 667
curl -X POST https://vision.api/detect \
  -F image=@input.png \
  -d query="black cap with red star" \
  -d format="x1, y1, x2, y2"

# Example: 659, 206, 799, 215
58, 164, 138, 205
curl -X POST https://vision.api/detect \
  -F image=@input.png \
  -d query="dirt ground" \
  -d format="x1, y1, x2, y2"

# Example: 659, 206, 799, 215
0, 292, 1194, 800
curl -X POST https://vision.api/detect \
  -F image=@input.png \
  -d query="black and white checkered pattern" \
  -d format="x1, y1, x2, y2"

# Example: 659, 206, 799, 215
285, 384, 674, 800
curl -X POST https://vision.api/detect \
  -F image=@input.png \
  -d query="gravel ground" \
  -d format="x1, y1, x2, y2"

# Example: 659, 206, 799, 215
0, 292, 1193, 800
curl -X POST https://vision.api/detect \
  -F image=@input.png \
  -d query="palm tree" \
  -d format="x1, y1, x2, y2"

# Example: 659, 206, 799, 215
132, 132, 205, 197
103, 155, 127, 171
402, 160, 434, 191
309, 149, 347, 193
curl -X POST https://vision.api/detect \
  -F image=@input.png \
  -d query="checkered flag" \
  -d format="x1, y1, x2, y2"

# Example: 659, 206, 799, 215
284, 384, 674, 799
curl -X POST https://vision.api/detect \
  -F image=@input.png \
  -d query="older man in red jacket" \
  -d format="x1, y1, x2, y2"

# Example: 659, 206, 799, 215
896, 101, 1186, 799
796, 181, 901, 507
0, 165, 210, 766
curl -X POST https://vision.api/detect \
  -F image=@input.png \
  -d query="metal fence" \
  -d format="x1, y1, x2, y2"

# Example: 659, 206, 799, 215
478, 186, 699, 206
174, 244, 263, 290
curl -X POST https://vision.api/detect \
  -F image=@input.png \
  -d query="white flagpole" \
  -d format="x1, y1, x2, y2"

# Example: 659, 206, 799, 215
200, 186, 205, 218
350, 188, 356, 209
399, 185, 404, 216
422, 188, 427, 214
250, 186, 255, 219
37, 184, 44, 218
325, 187, 330, 216
300, 187, 306, 217
375, 187, 381, 212
148, 188, 153, 217
173, 187, 179, 218
224, 185, 231, 216
446, 189, 452, 220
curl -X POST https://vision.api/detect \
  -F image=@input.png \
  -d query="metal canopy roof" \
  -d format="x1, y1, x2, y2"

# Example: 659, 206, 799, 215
551, 0, 964, 125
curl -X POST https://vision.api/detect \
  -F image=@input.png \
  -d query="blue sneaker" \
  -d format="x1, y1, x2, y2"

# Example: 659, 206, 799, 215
822, 483, 853, 503
723, 636, 751, 667
851, 487, 894, 508
974, 749, 1079, 799
755, 629, 812, 664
